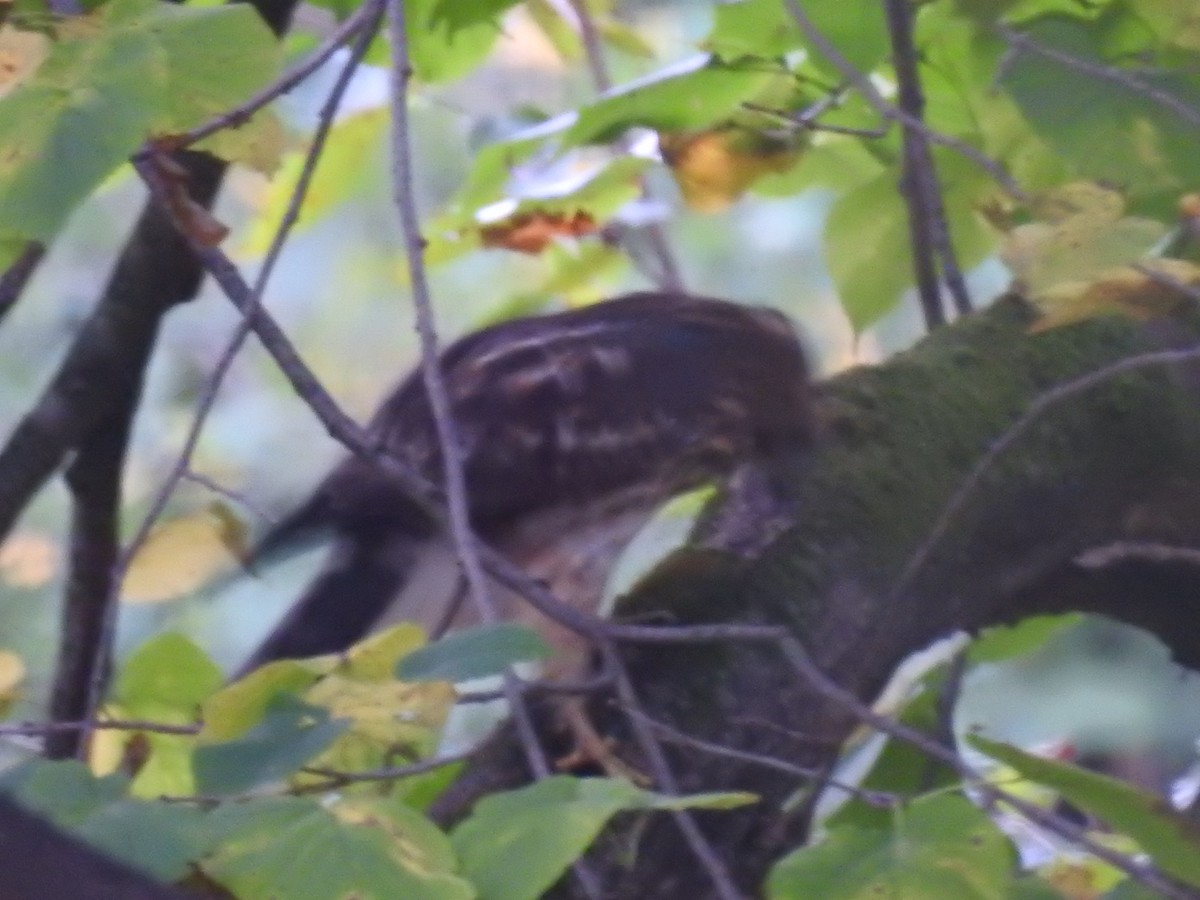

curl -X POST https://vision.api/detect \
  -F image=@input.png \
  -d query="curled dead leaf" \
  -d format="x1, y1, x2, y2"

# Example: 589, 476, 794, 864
146, 150, 231, 247
480, 209, 597, 254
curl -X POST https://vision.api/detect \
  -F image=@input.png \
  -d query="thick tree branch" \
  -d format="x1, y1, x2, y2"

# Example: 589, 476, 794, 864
0, 798, 188, 900
456, 294, 1200, 894
21, 0, 299, 758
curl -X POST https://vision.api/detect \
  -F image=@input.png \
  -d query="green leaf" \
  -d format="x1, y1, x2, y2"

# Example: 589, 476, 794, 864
767, 794, 1016, 899
145, 2, 281, 134
0, 759, 128, 825
202, 658, 324, 742
823, 145, 998, 331
406, 0, 504, 83
430, 0, 520, 32
116, 632, 223, 712
396, 623, 551, 682
1135, 0, 1200, 52
827, 670, 958, 830
564, 57, 784, 146
451, 776, 754, 900
797, 0, 890, 76
130, 731, 199, 799
913, 6, 1069, 195
203, 795, 474, 900
240, 109, 387, 256
1103, 877, 1175, 899
709, 0, 888, 75
0, 0, 165, 241
74, 800, 210, 881
707, 0, 804, 60
0, 0, 282, 242
823, 167, 913, 330
753, 133, 885, 197
299, 672, 451, 786
193, 695, 350, 795
99, 634, 216, 798
968, 614, 1081, 663
1000, 19, 1200, 205
969, 735, 1200, 888
1, 760, 213, 881
1011, 875, 1072, 899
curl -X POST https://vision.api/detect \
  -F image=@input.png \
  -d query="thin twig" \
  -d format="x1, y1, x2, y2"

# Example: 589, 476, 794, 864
1133, 261, 1200, 304
0, 241, 45, 326
624, 705, 894, 808
86, 6, 388, 743
129, 168, 440, 516
780, 0, 1027, 202
601, 645, 743, 900
775, 634, 1197, 900
0, 719, 200, 738
882, 0, 945, 330
180, 1, 381, 147
999, 26, 1200, 130
385, 0, 494, 632
882, 0, 971, 319
568, 0, 684, 291
180, 471, 274, 523
117, 0, 385, 573
384, 0, 561, 814
297, 749, 474, 791
890, 341, 1200, 603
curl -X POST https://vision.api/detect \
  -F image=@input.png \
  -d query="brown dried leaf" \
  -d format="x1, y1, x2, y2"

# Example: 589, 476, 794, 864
479, 209, 597, 254
148, 150, 231, 247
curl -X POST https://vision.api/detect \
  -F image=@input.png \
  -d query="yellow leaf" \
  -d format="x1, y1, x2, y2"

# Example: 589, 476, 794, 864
201, 658, 327, 742
660, 128, 801, 213
299, 675, 453, 782
1002, 182, 1168, 300
199, 109, 286, 176
1032, 181, 1126, 225
339, 623, 429, 681
0, 530, 57, 587
0, 650, 24, 718
1029, 258, 1200, 332
307, 675, 452, 743
1041, 857, 1124, 900
122, 502, 248, 603
88, 703, 130, 777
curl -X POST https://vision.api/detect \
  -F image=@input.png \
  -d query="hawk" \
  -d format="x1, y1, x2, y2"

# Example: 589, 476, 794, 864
240, 292, 812, 679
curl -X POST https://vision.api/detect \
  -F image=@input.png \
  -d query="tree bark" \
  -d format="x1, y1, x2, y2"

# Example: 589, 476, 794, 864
443, 295, 1200, 896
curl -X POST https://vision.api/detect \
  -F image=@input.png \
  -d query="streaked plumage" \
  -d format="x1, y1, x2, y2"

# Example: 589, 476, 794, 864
241, 292, 811, 675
